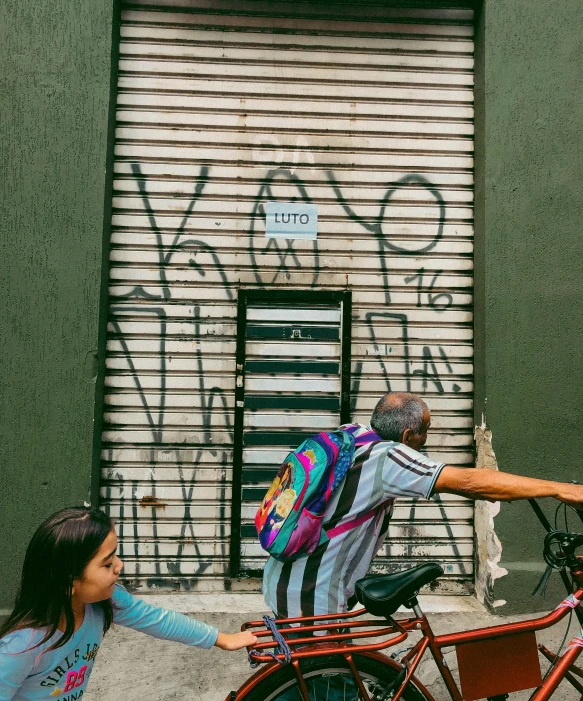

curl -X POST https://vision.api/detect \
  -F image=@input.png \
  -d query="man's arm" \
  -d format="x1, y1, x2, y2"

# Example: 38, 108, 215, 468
434, 467, 583, 509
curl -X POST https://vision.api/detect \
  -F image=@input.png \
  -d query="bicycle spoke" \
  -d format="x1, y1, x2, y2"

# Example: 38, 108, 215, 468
245, 656, 427, 701
306, 672, 377, 701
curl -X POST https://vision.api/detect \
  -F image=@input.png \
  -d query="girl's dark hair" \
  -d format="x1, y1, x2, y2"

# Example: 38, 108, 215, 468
0, 507, 115, 652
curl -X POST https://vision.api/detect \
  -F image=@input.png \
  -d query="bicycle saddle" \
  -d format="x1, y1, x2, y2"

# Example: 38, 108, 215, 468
354, 563, 444, 617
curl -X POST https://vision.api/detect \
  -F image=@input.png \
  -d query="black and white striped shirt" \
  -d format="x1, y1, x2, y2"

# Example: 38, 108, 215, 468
263, 424, 445, 618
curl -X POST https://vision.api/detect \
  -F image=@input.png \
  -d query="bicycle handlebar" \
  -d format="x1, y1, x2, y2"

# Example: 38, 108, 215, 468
528, 497, 583, 623
543, 531, 583, 569
529, 497, 583, 532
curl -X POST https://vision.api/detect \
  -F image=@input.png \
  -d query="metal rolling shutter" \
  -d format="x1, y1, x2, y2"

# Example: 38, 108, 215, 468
102, 0, 475, 593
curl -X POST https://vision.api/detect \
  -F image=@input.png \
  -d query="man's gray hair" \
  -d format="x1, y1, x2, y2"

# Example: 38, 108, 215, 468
370, 392, 428, 441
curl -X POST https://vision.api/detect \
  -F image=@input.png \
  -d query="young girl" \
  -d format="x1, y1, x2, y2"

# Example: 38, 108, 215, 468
0, 507, 257, 700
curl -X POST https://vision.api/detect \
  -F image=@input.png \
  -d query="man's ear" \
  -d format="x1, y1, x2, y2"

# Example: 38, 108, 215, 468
401, 428, 413, 445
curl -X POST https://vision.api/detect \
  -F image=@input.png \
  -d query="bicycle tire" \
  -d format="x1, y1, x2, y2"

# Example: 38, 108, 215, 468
241, 653, 431, 701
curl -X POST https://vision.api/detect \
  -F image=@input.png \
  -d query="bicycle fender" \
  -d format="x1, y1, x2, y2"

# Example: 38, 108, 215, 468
223, 652, 436, 701
224, 662, 282, 701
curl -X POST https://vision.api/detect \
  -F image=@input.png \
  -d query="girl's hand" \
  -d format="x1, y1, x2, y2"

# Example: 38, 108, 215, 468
214, 630, 258, 651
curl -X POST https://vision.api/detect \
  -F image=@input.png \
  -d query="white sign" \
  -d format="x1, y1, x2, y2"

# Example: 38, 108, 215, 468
265, 201, 318, 240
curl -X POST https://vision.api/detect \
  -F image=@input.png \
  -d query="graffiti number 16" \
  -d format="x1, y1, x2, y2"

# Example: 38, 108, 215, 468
404, 269, 453, 311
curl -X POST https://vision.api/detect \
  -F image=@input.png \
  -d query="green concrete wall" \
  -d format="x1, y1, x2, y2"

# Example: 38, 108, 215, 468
474, 0, 583, 611
0, 2, 117, 612
1, 0, 581, 616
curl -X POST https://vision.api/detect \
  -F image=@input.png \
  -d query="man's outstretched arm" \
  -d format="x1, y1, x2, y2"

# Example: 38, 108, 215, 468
433, 467, 583, 510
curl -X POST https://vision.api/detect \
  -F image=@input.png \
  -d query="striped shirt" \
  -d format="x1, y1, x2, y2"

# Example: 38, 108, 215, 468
263, 424, 445, 618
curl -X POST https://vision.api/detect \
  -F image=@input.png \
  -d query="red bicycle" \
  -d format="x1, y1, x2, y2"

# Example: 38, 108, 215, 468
226, 501, 583, 701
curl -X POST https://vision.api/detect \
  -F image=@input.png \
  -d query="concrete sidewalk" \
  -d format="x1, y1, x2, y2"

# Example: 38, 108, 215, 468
84, 594, 582, 701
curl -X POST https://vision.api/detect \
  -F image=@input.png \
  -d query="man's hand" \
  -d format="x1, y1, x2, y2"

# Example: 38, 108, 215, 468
555, 482, 583, 511
434, 467, 583, 511
215, 630, 258, 651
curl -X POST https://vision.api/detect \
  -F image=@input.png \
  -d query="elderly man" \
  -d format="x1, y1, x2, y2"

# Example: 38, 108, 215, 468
263, 392, 583, 621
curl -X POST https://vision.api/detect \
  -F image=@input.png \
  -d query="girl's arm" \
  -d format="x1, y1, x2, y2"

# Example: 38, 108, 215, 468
111, 585, 256, 650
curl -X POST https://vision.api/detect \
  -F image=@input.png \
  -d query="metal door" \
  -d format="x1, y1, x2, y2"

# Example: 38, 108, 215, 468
230, 289, 351, 575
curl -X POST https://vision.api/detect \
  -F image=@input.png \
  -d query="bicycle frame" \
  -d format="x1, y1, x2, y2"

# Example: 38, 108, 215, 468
233, 565, 583, 701
416, 576, 583, 701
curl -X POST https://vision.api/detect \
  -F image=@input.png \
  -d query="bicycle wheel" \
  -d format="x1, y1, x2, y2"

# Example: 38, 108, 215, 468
241, 653, 430, 701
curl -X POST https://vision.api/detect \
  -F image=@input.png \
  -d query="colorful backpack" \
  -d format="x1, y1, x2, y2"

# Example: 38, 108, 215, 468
255, 427, 383, 562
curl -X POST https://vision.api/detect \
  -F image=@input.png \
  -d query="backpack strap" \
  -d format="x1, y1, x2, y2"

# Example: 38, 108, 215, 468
324, 506, 379, 539
354, 430, 384, 446
341, 425, 384, 446
320, 427, 386, 540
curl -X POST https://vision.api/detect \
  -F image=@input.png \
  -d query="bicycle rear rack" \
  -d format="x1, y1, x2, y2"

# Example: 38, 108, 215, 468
242, 607, 420, 664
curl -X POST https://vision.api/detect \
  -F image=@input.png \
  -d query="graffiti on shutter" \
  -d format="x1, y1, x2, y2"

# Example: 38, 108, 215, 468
101, 0, 475, 592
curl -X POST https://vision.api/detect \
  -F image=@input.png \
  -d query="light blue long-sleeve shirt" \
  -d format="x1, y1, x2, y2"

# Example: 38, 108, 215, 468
0, 584, 218, 700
